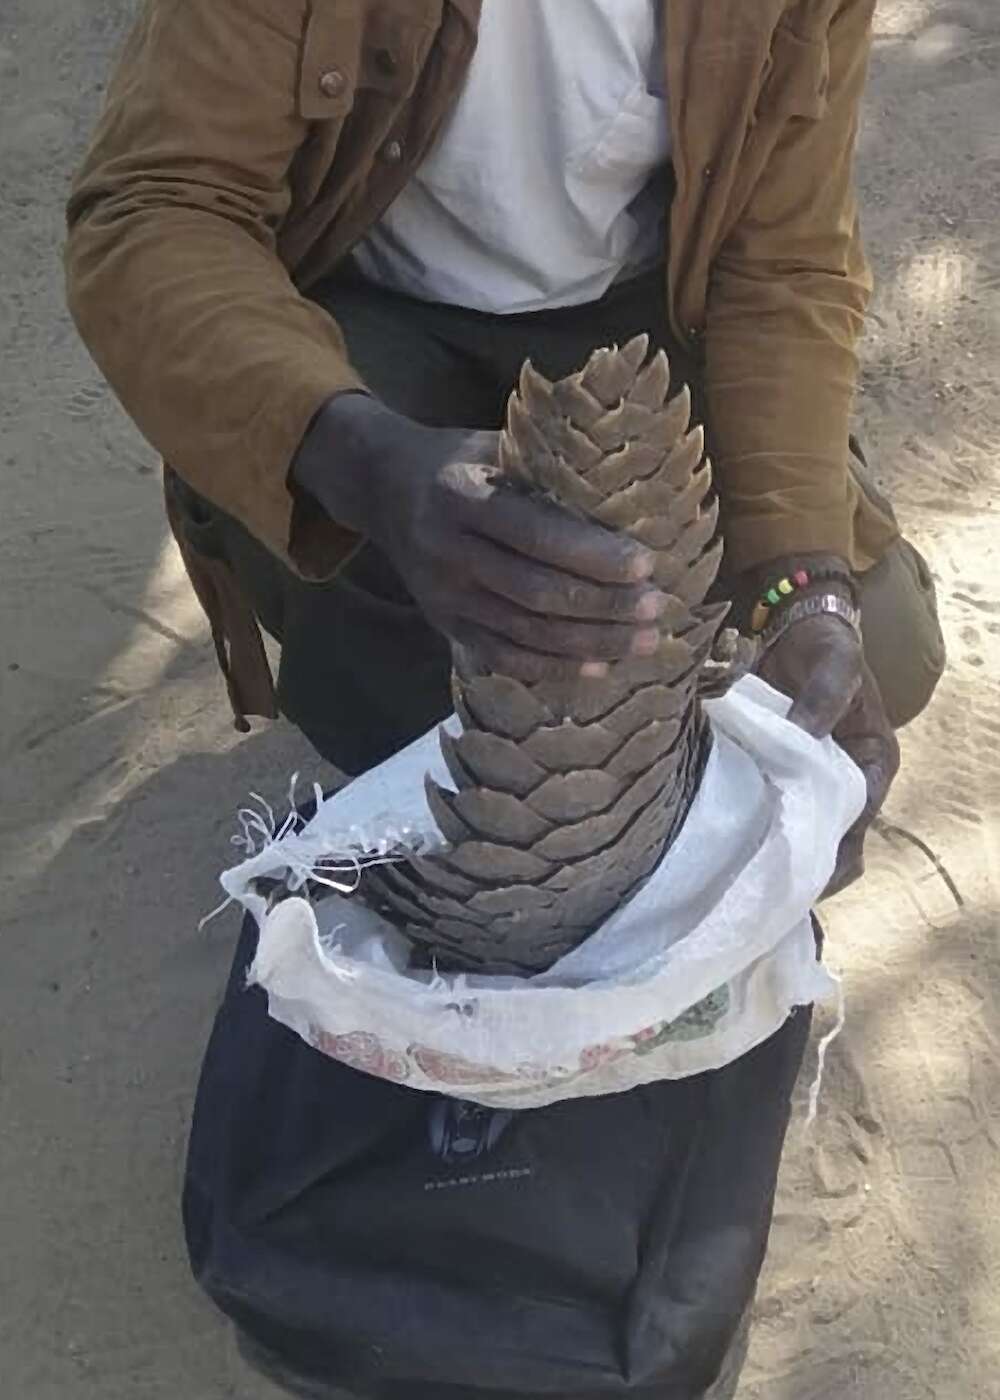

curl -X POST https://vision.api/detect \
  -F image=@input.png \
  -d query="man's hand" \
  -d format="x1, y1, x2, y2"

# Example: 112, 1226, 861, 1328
293, 393, 669, 683
758, 610, 900, 896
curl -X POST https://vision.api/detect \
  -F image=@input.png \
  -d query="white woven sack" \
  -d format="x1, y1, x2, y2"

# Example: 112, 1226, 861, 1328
220, 676, 864, 1110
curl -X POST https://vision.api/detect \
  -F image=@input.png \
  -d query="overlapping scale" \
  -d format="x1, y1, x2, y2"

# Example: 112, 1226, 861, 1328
365, 337, 751, 974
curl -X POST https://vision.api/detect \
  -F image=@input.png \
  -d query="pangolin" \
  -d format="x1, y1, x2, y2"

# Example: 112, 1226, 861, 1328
364, 336, 749, 977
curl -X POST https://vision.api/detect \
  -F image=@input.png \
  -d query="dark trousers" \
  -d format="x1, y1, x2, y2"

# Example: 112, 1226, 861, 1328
189, 266, 945, 776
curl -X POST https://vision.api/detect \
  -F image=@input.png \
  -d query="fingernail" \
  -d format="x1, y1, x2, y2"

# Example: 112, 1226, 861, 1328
580, 661, 610, 679
628, 549, 655, 582
631, 628, 661, 657
635, 590, 667, 622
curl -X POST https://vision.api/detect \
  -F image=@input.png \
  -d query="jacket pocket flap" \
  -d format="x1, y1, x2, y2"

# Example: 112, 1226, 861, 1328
760, 24, 830, 121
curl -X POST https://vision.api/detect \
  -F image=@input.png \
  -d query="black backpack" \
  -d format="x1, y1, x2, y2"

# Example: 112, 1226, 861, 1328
183, 913, 810, 1400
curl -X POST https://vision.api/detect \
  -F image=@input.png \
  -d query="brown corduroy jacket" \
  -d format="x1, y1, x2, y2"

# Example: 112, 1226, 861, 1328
65, 0, 898, 717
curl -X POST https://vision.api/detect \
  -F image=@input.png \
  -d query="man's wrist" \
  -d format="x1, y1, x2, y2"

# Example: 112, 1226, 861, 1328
760, 591, 862, 654
290, 391, 398, 537
733, 551, 856, 633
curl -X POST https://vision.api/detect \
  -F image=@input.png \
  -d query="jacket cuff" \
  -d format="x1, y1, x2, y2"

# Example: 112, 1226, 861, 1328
721, 472, 900, 577
224, 367, 369, 582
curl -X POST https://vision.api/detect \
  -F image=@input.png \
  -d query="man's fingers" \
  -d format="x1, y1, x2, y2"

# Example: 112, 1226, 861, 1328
451, 624, 609, 686
822, 721, 900, 901
822, 827, 866, 900
836, 669, 901, 818
457, 589, 659, 663
467, 490, 654, 585
836, 731, 900, 821
464, 536, 672, 625
785, 642, 863, 738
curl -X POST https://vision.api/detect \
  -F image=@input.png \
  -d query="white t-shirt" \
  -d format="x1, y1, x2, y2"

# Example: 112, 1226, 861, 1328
353, 0, 671, 314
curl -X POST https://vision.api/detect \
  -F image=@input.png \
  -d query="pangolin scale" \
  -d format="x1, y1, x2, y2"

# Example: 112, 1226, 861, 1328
364, 336, 749, 976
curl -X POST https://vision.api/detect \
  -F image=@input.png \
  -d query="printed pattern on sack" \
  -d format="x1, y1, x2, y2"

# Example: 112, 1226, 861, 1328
411, 1045, 513, 1086
308, 983, 730, 1090
632, 986, 732, 1054
579, 985, 732, 1068
310, 1029, 411, 1083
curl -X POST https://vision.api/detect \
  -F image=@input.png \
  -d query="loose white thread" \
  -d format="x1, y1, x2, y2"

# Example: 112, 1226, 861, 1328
806, 970, 845, 1127
200, 773, 408, 931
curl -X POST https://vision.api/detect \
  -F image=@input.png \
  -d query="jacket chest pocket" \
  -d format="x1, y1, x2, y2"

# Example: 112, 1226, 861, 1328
755, 22, 830, 123
297, 2, 440, 122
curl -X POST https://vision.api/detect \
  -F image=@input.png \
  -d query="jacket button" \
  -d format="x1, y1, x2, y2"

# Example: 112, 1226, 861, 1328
318, 68, 346, 99
382, 138, 404, 163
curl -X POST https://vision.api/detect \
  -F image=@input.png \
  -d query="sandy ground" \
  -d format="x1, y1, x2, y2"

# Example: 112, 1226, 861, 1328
0, 2, 998, 1396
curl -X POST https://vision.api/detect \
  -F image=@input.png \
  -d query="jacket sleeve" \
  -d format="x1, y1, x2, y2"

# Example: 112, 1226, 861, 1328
703, 0, 880, 575
65, 0, 365, 577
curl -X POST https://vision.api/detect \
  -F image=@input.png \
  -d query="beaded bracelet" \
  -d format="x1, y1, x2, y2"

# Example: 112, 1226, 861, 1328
750, 567, 857, 635
760, 591, 862, 654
